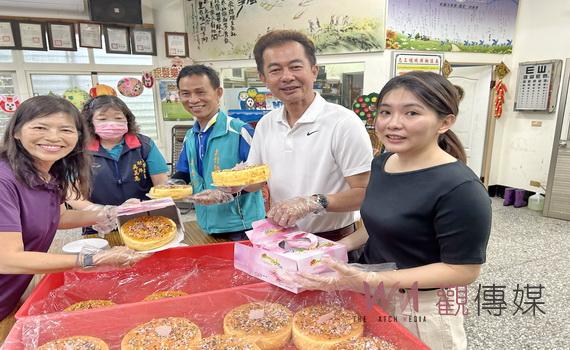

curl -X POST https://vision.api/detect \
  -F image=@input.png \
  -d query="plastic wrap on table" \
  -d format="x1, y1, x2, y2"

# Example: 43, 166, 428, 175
4, 283, 428, 350
18, 243, 260, 318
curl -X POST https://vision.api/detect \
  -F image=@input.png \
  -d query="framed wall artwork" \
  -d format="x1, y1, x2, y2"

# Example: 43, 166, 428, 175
184, 0, 385, 60
47, 23, 77, 51
159, 79, 190, 120
130, 27, 156, 55
17, 22, 47, 51
104, 26, 130, 54
78, 22, 102, 49
0, 21, 18, 49
165, 32, 189, 58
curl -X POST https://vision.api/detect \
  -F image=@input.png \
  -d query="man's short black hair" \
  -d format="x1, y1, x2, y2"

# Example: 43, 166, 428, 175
176, 64, 220, 89
253, 30, 316, 74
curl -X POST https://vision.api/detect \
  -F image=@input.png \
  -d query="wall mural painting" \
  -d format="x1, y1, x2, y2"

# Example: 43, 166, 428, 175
386, 0, 518, 54
184, 0, 385, 61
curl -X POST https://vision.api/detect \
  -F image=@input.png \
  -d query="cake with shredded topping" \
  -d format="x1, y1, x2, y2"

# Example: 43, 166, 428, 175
64, 299, 115, 312
121, 317, 201, 350
292, 305, 364, 350
223, 302, 293, 350
119, 215, 177, 251
332, 336, 397, 350
143, 290, 188, 301
197, 335, 261, 350
38, 336, 109, 350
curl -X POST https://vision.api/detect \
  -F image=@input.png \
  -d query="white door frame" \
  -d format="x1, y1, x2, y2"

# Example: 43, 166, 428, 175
448, 63, 496, 187
544, 58, 570, 220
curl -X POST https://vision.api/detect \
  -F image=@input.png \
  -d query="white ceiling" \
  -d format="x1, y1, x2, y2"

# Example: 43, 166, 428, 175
0, 0, 86, 13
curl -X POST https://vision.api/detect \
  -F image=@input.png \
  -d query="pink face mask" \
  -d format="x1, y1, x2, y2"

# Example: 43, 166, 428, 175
94, 121, 128, 139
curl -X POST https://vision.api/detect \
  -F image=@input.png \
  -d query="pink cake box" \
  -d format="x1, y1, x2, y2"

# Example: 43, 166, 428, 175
234, 219, 348, 293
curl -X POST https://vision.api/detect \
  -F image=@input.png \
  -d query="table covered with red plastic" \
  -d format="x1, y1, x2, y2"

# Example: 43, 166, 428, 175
4, 243, 428, 349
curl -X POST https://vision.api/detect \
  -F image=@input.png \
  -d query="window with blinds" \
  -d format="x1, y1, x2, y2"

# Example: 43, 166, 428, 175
0, 43, 158, 146
23, 47, 90, 64
28, 74, 159, 142
0, 51, 12, 63
30, 74, 93, 96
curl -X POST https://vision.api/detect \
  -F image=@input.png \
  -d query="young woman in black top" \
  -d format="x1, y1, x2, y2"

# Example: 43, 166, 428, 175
291, 72, 491, 350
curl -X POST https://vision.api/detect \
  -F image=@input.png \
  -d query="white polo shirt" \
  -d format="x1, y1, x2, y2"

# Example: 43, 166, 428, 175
247, 92, 373, 233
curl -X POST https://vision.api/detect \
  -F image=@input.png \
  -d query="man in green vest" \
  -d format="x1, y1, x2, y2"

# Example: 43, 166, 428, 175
171, 65, 265, 240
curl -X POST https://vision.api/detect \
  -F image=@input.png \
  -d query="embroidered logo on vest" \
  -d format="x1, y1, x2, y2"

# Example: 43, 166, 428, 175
132, 160, 147, 182
213, 149, 221, 172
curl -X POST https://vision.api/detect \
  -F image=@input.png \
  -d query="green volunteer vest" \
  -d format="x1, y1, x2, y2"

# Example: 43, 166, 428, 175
185, 111, 265, 233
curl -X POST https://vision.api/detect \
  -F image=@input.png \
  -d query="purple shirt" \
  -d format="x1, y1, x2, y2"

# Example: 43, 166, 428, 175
0, 159, 61, 320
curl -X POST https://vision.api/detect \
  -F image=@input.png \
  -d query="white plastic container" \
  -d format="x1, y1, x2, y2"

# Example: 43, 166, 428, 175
528, 192, 544, 211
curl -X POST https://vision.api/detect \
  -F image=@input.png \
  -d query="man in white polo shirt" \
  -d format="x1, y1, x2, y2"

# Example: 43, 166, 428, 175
245, 30, 373, 258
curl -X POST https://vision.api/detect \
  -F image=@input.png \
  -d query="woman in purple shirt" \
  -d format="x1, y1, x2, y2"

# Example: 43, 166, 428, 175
0, 96, 145, 335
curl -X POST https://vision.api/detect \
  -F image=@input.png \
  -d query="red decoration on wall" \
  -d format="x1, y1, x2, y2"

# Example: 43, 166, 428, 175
142, 72, 154, 88
0, 95, 21, 113
152, 66, 182, 79
494, 80, 507, 119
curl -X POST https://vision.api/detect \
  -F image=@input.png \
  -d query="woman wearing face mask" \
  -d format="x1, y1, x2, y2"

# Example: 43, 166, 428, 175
67, 95, 169, 235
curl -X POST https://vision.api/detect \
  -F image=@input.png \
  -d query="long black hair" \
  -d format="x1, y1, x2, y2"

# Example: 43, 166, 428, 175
0, 95, 91, 199
377, 71, 467, 162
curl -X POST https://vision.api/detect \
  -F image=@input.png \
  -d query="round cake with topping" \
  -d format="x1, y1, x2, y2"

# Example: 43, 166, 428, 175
120, 317, 201, 350
64, 299, 115, 312
198, 335, 261, 350
223, 302, 293, 350
211, 164, 270, 187
143, 290, 188, 301
119, 215, 177, 251
38, 336, 109, 350
292, 305, 364, 350
332, 336, 397, 350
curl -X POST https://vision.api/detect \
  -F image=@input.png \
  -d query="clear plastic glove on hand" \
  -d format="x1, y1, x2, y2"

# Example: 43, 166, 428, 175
86, 199, 140, 235
84, 204, 118, 235
119, 198, 141, 206
217, 162, 248, 194
78, 246, 148, 269
267, 196, 324, 228
275, 257, 395, 293
190, 189, 234, 206
217, 185, 246, 194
